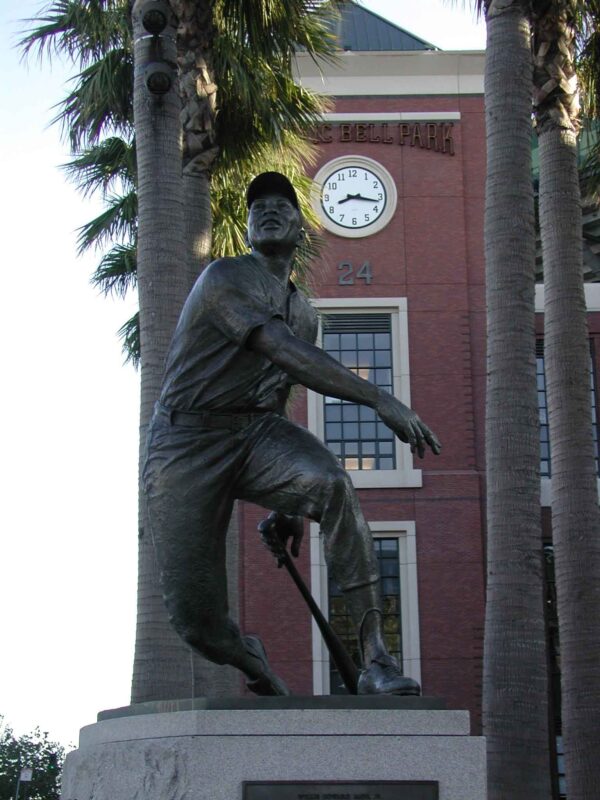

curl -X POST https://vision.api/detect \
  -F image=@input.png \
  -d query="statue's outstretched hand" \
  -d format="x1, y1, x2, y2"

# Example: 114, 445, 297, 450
258, 511, 304, 567
375, 394, 441, 459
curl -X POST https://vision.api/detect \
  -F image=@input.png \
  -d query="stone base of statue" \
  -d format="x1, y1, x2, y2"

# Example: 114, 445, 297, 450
60, 697, 486, 800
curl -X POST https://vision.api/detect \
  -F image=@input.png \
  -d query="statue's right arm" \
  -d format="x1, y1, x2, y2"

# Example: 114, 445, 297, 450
247, 318, 441, 458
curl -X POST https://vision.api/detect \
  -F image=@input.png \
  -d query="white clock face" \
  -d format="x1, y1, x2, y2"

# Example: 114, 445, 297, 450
313, 156, 397, 238
321, 166, 386, 230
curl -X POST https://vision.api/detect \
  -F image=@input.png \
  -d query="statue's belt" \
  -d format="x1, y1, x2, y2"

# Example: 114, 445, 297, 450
164, 405, 274, 432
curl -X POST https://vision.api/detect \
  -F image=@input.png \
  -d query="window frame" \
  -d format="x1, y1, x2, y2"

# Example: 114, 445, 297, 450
307, 297, 422, 489
309, 520, 422, 696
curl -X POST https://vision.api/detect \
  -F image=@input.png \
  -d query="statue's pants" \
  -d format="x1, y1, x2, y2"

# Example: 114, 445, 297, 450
143, 403, 378, 667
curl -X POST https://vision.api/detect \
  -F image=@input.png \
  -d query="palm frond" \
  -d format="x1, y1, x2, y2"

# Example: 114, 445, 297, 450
62, 136, 136, 197
19, 0, 130, 67
215, 45, 329, 160
53, 48, 134, 148
217, 0, 343, 64
580, 132, 600, 201
76, 190, 137, 253
577, 8, 600, 118
117, 311, 140, 367
92, 242, 137, 296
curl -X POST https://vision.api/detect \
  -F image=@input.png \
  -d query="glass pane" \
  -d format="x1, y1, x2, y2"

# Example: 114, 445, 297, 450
375, 368, 391, 385
343, 423, 359, 439
344, 457, 359, 470
340, 333, 356, 349
342, 405, 359, 422
323, 333, 339, 349
383, 596, 400, 613
325, 405, 342, 422
541, 442, 550, 459
380, 559, 399, 577
379, 457, 394, 469
361, 457, 375, 470
362, 441, 376, 455
375, 349, 392, 367
326, 422, 342, 439
344, 440, 359, 455
374, 333, 391, 348
357, 333, 373, 348
360, 422, 376, 438
360, 406, 376, 422
377, 422, 394, 439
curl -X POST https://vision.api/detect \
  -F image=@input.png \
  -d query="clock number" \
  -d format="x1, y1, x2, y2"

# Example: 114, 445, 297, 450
339, 214, 345, 222
337, 262, 354, 285
324, 193, 329, 201
336, 173, 345, 181
355, 261, 373, 285
378, 193, 383, 200
349, 169, 357, 178
352, 217, 357, 226
337, 261, 374, 286
327, 181, 337, 190
364, 214, 370, 222
373, 180, 379, 188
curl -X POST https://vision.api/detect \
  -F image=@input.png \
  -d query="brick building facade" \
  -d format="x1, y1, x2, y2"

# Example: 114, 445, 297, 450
229, 6, 490, 733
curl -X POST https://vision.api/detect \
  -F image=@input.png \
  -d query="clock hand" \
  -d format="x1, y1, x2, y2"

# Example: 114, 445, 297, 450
336, 193, 381, 204
337, 193, 360, 204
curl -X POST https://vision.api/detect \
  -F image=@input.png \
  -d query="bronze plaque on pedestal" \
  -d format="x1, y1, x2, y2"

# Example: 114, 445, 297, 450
244, 782, 438, 800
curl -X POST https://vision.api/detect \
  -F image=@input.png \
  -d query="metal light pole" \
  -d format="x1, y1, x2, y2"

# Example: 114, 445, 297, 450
14, 767, 32, 800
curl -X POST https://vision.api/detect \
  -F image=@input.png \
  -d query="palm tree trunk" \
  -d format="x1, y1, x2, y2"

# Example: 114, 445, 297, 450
131, 0, 197, 702
173, 0, 240, 697
483, 2, 552, 797
535, 3, 600, 795
172, 0, 219, 284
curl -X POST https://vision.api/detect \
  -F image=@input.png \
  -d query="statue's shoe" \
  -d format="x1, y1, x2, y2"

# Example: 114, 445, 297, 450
244, 634, 290, 696
357, 655, 421, 696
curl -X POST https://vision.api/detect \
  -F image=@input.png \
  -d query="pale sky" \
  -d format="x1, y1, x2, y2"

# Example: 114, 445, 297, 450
0, 0, 485, 749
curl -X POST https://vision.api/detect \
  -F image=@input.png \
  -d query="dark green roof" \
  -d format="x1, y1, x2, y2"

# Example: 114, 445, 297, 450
333, 2, 438, 52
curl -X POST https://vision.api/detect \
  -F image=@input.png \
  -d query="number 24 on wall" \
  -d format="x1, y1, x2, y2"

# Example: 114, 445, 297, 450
337, 262, 373, 285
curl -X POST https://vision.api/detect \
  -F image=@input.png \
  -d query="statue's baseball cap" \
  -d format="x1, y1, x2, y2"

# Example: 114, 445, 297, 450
246, 171, 299, 210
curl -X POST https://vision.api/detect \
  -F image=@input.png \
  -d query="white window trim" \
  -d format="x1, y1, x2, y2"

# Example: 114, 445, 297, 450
310, 520, 422, 696
307, 297, 422, 489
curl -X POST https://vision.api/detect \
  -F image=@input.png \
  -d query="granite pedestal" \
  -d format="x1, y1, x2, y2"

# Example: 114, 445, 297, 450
61, 698, 486, 800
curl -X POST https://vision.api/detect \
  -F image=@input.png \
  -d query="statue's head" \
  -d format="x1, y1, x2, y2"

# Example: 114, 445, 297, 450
246, 172, 304, 254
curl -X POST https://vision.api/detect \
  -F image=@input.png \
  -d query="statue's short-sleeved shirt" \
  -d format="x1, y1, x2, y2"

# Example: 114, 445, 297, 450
159, 254, 318, 412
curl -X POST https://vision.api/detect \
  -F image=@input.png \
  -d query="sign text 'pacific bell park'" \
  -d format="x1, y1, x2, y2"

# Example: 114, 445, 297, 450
310, 122, 455, 155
